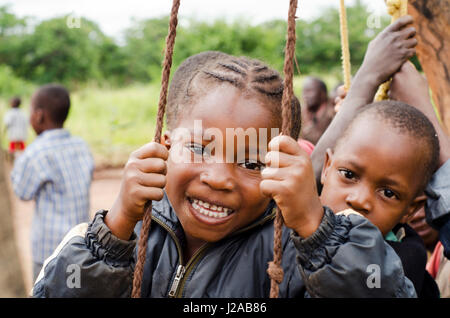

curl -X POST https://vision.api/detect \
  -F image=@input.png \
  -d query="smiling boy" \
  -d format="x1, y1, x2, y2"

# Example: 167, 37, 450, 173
311, 100, 440, 296
320, 101, 439, 236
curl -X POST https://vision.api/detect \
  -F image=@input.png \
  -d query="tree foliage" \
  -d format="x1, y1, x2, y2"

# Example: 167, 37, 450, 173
0, 1, 397, 89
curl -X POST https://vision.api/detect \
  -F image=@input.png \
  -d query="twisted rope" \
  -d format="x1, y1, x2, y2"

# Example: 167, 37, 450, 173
339, 0, 351, 92
267, 0, 298, 299
131, 0, 181, 298
374, 0, 408, 101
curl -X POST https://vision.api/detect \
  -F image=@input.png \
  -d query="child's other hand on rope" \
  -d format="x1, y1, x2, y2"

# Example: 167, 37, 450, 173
360, 15, 417, 86
334, 84, 347, 112
106, 142, 168, 240
260, 135, 323, 238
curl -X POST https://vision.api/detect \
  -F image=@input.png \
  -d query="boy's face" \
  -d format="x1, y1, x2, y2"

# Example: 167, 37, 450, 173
164, 85, 278, 244
29, 93, 44, 135
302, 79, 325, 112
320, 116, 426, 236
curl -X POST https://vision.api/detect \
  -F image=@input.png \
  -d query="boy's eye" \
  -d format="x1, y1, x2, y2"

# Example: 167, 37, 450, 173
380, 188, 398, 200
239, 160, 265, 171
338, 168, 356, 180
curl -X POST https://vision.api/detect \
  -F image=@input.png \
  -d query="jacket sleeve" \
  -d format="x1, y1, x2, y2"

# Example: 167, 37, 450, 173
32, 210, 136, 298
425, 159, 450, 259
290, 207, 417, 298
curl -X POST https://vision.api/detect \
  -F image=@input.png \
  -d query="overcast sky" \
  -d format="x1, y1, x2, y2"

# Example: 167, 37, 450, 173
2, 0, 388, 39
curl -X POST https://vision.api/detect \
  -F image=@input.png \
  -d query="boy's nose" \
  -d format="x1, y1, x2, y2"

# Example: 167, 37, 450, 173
200, 164, 236, 191
345, 187, 372, 215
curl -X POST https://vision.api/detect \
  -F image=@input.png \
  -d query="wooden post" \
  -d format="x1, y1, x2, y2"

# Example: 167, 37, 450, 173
408, 0, 450, 133
0, 151, 26, 297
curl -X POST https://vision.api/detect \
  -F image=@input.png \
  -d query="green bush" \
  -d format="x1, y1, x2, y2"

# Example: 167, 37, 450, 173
0, 64, 34, 97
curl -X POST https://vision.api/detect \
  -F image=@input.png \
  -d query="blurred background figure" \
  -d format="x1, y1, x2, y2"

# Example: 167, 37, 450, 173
300, 77, 335, 145
10, 84, 94, 282
3, 97, 28, 161
409, 207, 439, 253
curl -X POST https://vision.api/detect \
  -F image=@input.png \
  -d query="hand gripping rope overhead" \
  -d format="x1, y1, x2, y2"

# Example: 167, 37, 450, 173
338, 0, 409, 102
131, 0, 298, 298
374, 0, 409, 101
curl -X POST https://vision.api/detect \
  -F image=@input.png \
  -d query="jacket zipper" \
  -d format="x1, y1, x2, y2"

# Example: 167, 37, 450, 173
168, 264, 185, 297
151, 208, 276, 298
172, 243, 210, 298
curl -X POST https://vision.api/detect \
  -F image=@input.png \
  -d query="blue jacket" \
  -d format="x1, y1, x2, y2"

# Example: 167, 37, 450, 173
32, 193, 416, 298
425, 159, 450, 259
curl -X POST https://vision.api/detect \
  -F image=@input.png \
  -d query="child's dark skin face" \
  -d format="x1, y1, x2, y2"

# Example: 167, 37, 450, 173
29, 92, 63, 135
106, 82, 322, 247
164, 85, 277, 256
320, 116, 427, 236
302, 78, 327, 112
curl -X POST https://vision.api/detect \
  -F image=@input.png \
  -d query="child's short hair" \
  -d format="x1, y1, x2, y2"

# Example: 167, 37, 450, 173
304, 76, 328, 95
10, 97, 21, 108
336, 100, 440, 194
166, 51, 302, 139
34, 84, 70, 125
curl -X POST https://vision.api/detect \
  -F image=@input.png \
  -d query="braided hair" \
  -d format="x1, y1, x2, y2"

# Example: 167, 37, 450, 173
166, 51, 302, 139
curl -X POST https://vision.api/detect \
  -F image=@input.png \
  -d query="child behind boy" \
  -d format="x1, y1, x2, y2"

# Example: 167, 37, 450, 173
11, 84, 94, 281
317, 100, 440, 297
3, 96, 28, 158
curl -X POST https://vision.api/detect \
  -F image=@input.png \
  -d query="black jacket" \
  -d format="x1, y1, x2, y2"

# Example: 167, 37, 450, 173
32, 194, 416, 298
387, 223, 440, 298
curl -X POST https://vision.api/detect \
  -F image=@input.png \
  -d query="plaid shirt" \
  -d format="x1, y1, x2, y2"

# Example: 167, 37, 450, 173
11, 129, 94, 264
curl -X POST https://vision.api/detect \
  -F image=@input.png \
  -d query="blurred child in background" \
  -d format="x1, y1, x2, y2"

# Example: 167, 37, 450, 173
3, 96, 28, 160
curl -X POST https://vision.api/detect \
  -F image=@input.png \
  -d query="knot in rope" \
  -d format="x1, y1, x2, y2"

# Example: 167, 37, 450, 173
267, 261, 284, 285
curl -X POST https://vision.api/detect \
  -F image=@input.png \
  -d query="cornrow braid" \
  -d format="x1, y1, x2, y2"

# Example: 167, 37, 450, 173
218, 62, 247, 77
203, 70, 243, 88
166, 51, 301, 140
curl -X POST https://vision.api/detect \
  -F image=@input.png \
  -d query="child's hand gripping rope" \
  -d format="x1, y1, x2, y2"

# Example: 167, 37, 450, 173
361, 15, 417, 88
332, 16, 417, 113
106, 142, 168, 240
260, 135, 323, 238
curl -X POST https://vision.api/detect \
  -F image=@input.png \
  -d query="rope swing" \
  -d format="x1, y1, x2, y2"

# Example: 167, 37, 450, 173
266, 0, 298, 298
339, 0, 351, 92
131, 0, 298, 298
131, 0, 181, 298
374, 0, 408, 101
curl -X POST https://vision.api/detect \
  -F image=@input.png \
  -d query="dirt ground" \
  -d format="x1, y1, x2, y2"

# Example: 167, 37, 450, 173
8, 167, 123, 293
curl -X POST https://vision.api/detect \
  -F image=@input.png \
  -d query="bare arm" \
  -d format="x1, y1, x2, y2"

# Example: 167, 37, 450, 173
389, 62, 450, 167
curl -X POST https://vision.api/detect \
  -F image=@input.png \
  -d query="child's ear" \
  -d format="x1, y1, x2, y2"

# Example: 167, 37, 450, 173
320, 148, 333, 185
400, 193, 427, 224
36, 108, 45, 124
162, 131, 171, 150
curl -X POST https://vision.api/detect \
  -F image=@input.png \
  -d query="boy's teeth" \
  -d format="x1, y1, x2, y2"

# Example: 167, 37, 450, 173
191, 198, 233, 218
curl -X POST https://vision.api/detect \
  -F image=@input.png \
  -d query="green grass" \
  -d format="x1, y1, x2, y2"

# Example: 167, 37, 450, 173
66, 83, 160, 167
